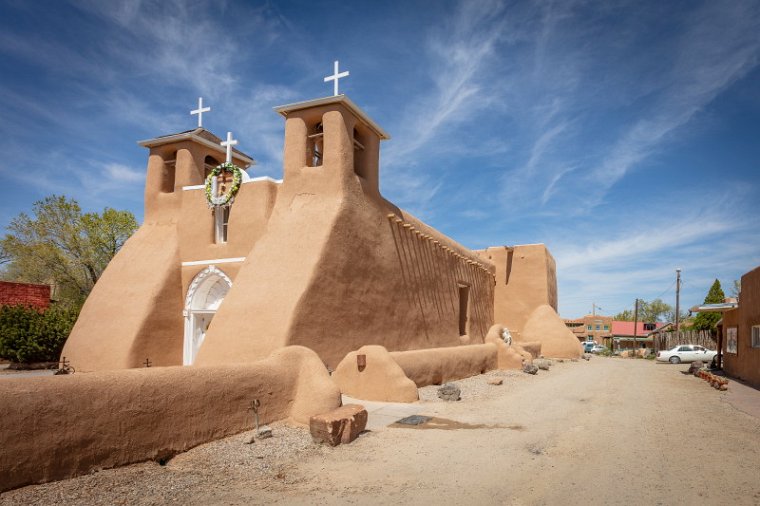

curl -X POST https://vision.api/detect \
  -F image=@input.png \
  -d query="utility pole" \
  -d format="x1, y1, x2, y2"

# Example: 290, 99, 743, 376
592, 302, 596, 316
633, 298, 640, 353
675, 268, 681, 334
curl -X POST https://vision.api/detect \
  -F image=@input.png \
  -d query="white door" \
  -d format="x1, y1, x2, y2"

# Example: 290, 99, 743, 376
183, 266, 232, 365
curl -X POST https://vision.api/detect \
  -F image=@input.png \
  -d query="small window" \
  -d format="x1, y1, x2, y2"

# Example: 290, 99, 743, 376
214, 207, 230, 244
604, 325, 609, 331
595, 325, 600, 331
586, 336, 593, 342
587, 325, 592, 330
752, 326, 760, 348
161, 151, 177, 193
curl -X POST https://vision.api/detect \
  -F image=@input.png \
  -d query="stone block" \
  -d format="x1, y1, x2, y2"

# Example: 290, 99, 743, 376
487, 378, 503, 385
523, 364, 538, 375
310, 404, 367, 446
437, 383, 461, 401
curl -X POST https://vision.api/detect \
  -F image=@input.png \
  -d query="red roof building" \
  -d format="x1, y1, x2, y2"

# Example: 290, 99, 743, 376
611, 321, 665, 337
0, 281, 51, 310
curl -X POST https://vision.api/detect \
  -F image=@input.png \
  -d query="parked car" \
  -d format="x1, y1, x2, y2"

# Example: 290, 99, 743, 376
590, 344, 607, 354
583, 342, 596, 353
656, 344, 717, 364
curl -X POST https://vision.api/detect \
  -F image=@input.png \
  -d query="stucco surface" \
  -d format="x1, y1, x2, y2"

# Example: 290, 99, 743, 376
0, 346, 339, 492
389, 344, 499, 387
332, 345, 419, 402
484, 324, 527, 369
483, 244, 558, 341
62, 223, 184, 371
196, 105, 495, 369
722, 265, 760, 388
520, 304, 584, 359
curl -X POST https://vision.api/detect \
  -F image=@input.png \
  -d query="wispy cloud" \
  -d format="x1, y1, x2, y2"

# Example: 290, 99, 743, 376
574, 1, 760, 210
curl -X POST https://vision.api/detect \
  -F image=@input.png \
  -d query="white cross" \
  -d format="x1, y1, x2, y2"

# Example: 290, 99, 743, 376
190, 97, 211, 127
221, 131, 238, 163
324, 60, 349, 96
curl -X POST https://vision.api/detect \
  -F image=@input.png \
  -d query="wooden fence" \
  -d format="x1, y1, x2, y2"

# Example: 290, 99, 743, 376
654, 330, 716, 351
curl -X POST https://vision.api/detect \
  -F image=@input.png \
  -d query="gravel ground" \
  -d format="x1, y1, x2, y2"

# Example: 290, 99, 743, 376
3, 357, 760, 505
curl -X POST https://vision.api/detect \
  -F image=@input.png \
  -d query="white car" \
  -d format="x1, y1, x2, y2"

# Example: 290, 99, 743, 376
656, 344, 717, 364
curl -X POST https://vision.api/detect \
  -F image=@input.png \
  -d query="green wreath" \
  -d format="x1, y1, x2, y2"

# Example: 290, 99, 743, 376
205, 162, 242, 208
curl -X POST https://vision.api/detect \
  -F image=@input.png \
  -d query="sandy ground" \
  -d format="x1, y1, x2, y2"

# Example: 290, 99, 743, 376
2, 357, 760, 505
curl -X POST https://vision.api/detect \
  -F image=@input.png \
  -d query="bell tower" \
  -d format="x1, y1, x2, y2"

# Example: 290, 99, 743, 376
274, 95, 389, 196
137, 128, 254, 223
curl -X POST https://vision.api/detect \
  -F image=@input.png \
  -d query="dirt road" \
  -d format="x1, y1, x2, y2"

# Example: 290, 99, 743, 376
3, 357, 759, 505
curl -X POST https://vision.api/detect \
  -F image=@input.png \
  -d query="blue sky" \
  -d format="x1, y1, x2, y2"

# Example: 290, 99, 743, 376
1, 0, 759, 318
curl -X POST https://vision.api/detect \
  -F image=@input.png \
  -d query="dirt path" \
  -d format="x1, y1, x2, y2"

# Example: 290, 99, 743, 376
3, 357, 759, 505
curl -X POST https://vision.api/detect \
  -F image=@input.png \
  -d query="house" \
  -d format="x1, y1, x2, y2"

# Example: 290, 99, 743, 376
718, 265, 760, 389
62, 94, 582, 372
564, 315, 613, 344
0, 281, 50, 310
611, 320, 665, 350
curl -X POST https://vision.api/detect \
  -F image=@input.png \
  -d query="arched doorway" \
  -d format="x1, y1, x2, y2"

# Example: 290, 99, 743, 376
183, 266, 232, 365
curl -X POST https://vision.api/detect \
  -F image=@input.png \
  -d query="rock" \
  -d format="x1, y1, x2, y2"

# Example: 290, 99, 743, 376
534, 359, 551, 370
556, 359, 565, 363
487, 378, 503, 386
310, 404, 368, 446
437, 383, 461, 401
582, 353, 592, 361
523, 364, 538, 375
688, 361, 704, 376
257, 426, 273, 439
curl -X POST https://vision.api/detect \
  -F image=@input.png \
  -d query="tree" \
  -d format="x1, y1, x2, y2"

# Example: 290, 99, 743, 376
638, 298, 672, 323
0, 196, 138, 305
614, 299, 673, 322
730, 279, 741, 302
692, 279, 726, 332
613, 309, 634, 321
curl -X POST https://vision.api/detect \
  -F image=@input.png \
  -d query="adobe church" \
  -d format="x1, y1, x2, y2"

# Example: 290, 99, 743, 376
63, 72, 580, 372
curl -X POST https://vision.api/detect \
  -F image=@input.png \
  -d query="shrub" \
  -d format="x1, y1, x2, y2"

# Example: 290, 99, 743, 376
0, 304, 79, 363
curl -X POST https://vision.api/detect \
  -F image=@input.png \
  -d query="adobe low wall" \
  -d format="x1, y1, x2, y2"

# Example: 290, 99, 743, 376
0, 346, 340, 492
332, 344, 500, 403
389, 344, 499, 387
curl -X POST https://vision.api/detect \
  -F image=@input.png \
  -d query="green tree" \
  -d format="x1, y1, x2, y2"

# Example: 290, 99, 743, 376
692, 279, 726, 332
638, 298, 672, 323
614, 299, 673, 322
0, 195, 138, 305
613, 309, 634, 321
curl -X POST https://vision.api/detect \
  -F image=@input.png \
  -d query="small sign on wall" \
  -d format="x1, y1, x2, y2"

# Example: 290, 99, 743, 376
726, 327, 738, 354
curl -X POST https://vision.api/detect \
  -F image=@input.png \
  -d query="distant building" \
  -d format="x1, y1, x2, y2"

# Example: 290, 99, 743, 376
611, 321, 665, 350
564, 315, 613, 343
564, 316, 665, 350
0, 281, 51, 310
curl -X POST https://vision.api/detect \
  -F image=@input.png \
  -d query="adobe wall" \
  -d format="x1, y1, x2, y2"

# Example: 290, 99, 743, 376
722, 266, 760, 389
63, 140, 272, 372
0, 346, 340, 492
0, 281, 50, 309
196, 105, 495, 369
480, 244, 558, 340
332, 344, 501, 403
